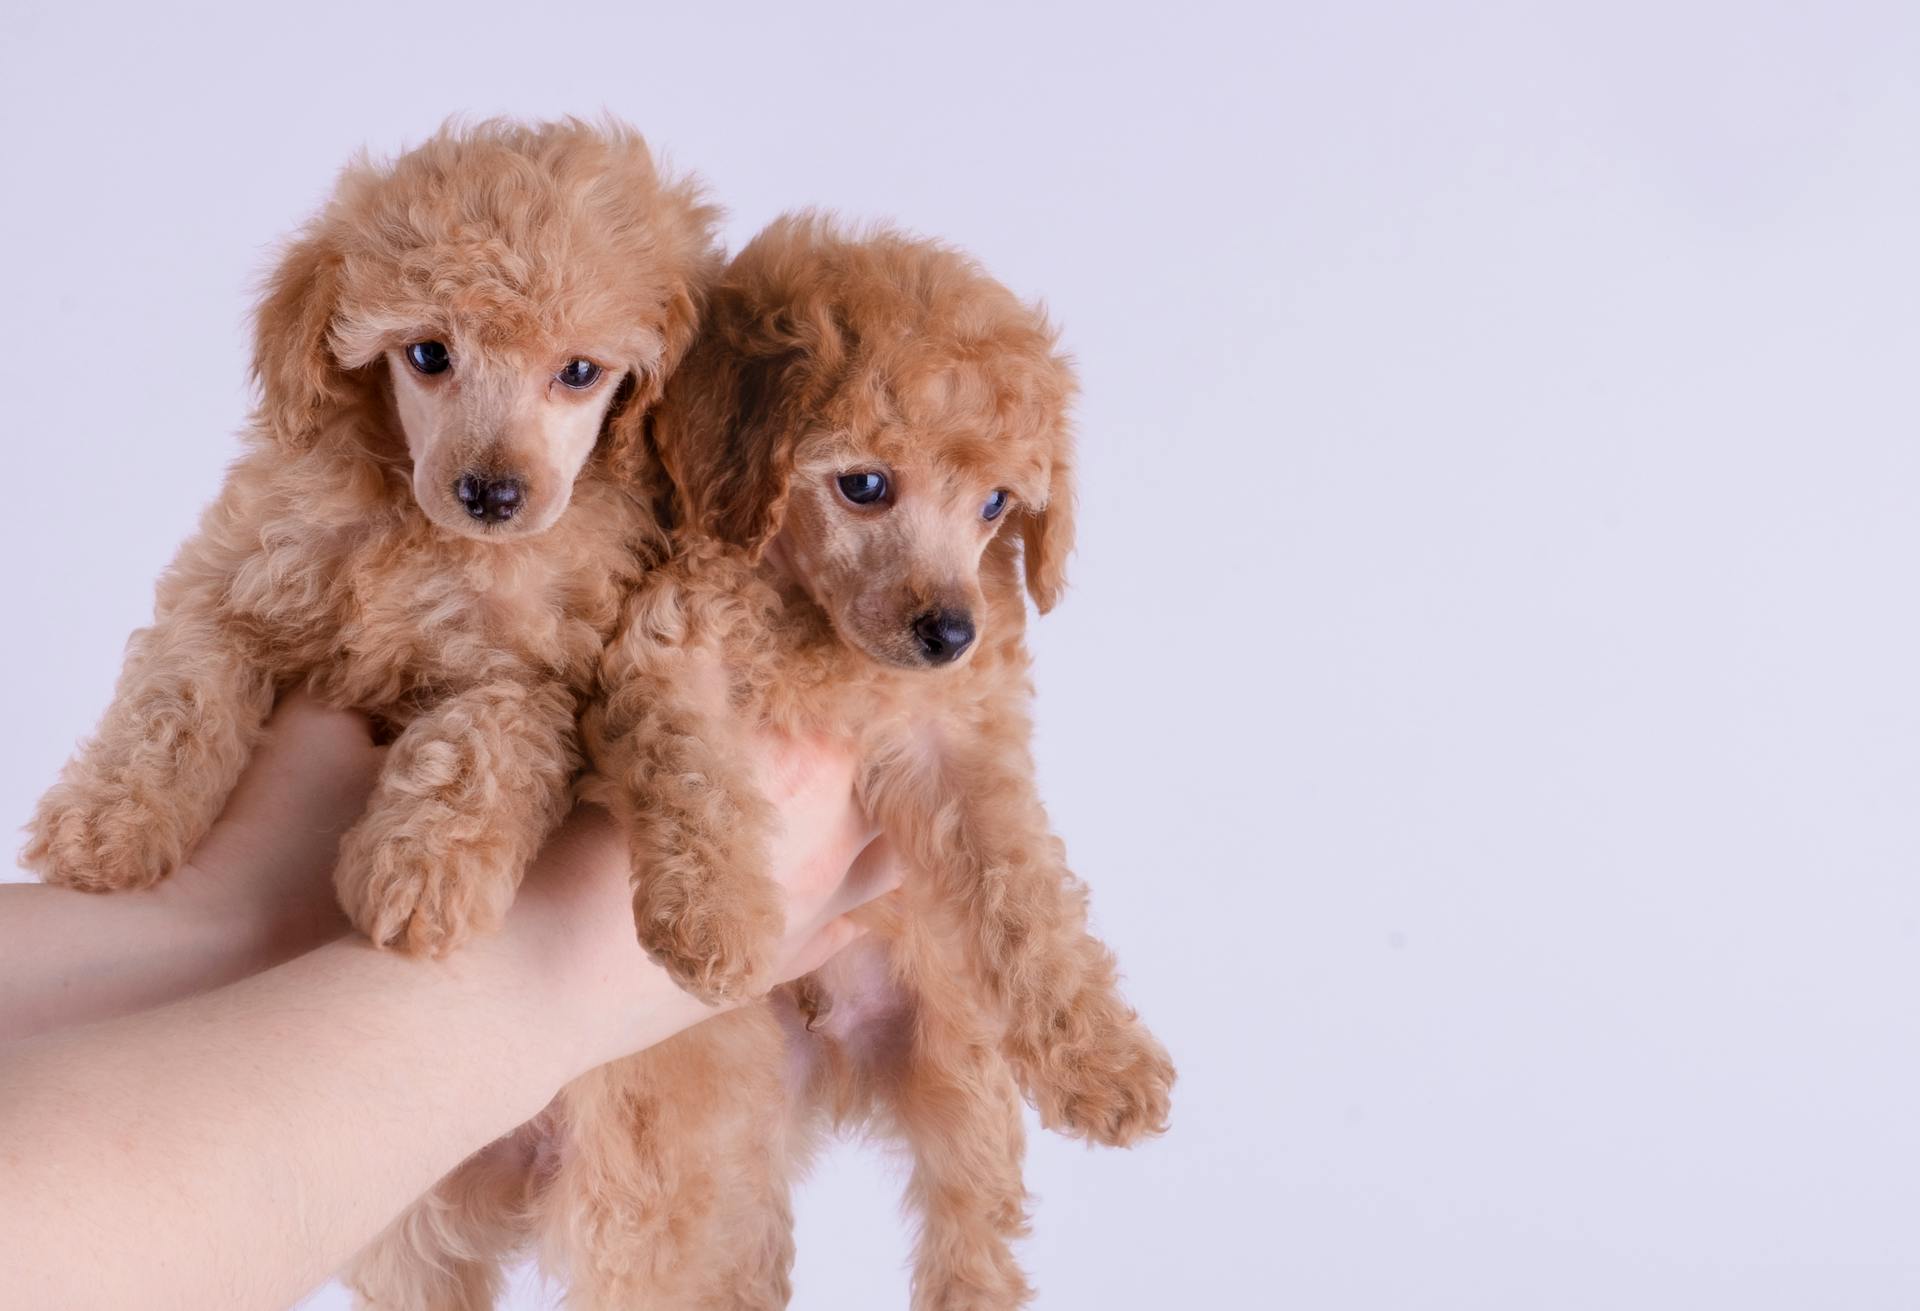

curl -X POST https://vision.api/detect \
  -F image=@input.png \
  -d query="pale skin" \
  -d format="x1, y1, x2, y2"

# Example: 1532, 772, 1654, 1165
0, 694, 898, 1310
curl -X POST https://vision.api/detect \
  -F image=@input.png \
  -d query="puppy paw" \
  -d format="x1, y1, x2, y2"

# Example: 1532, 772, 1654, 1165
1037, 1021, 1175, 1148
22, 784, 184, 893
633, 877, 784, 1005
334, 811, 512, 956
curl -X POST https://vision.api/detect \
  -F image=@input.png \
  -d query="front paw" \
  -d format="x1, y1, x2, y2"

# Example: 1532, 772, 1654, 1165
334, 811, 514, 956
634, 877, 784, 1005
23, 784, 185, 893
1036, 1021, 1175, 1148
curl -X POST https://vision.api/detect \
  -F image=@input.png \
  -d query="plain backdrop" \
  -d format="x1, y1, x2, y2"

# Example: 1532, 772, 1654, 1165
4, 2, 1919, 1307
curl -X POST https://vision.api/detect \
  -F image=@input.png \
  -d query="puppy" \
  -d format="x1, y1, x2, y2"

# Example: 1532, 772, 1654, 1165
23, 118, 718, 959
545, 214, 1175, 1308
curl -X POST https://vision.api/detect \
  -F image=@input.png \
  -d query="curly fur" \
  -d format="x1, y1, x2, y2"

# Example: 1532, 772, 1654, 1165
16, 118, 722, 1304
544, 216, 1175, 1309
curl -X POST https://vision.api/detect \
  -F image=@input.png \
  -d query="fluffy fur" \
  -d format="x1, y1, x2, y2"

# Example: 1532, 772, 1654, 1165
22, 118, 721, 1305
548, 216, 1175, 1308
26, 117, 717, 945
21, 121, 720, 1303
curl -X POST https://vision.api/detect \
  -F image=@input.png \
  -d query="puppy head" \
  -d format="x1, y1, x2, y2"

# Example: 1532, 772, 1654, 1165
655, 214, 1077, 670
252, 117, 720, 540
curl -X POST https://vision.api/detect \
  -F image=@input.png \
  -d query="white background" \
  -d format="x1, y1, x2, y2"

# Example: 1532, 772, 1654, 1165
4, 2, 1919, 1307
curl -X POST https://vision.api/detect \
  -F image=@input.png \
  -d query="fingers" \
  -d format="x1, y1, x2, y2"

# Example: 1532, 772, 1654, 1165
182, 692, 385, 901
768, 837, 900, 985
215, 691, 377, 818
757, 730, 881, 917
777, 915, 870, 983
271, 687, 377, 743
261, 691, 385, 789
825, 835, 904, 921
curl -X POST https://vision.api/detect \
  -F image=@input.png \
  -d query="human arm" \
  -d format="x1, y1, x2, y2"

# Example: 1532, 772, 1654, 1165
0, 692, 375, 1042
0, 729, 893, 1310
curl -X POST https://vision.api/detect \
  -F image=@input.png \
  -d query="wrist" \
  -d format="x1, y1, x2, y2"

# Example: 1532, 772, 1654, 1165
495, 806, 726, 1078
512, 904, 722, 1080
156, 859, 342, 978
141, 869, 277, 979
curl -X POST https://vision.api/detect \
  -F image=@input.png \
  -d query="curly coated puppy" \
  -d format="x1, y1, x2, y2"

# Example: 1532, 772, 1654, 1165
23, 118, 718, 956
542, 214, 1176, 1308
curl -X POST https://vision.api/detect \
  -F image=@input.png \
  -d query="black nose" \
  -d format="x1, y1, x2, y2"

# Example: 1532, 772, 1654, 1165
910, 609, 975, 664
454, 473, 523, 523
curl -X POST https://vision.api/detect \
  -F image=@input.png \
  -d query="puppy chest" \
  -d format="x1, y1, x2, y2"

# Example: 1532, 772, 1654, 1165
239, 548, 608, 703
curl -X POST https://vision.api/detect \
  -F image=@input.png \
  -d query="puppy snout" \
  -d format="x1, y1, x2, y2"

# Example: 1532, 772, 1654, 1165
454, 473, 524, 523
910, 608, 975, 665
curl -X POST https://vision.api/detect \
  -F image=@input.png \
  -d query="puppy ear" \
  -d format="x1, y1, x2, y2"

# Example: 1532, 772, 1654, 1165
596, 163, 725, 486
600, 277, 709, 485
653, 332, 805, 558
1021, 440, 1077, 613
653, 216, 843, 555
251, 232, 345, 449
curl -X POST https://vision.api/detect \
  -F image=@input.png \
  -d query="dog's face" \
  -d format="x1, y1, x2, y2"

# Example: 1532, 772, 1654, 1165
777, 419, 1048, 670
385, 337, 626, 539
251, 119, 720, 541
655, 216, 1079, 671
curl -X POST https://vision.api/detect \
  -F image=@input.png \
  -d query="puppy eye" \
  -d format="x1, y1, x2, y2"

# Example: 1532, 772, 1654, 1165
557, 359, 603, 389
406, 341, 451, 376
981, 490, 1010, 522
837, 471, 890, 506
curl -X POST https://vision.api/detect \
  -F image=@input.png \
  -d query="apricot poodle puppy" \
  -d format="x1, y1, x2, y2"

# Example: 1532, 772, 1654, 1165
23, 118, 718, 956
542, 214, 1175, 1308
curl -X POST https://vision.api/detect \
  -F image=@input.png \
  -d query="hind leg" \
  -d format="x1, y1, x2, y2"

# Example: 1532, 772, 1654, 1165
545, 1009, 796, 1310
344, 1126, 539, 1310
814, 924, 1032, 1311
889, 993, 1033, 1309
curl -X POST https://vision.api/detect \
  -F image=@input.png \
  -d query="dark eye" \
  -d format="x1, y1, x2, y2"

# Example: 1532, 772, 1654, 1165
405, 341, 450, 375
837, 471, 889, 505
557, 358, 603, 389
981, 490, 1010, 522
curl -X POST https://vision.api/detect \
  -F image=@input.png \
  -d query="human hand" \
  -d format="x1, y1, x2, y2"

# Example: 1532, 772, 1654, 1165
507, 732, 901, 1072
161, 689, 384, 961
172, 692, 890, 1003
0, 691, 384, 1042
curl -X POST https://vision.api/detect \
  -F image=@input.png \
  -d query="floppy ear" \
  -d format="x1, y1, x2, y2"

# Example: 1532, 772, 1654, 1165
652, 331, 805, 557
250, 231, 346, 449
1021, 439, 1077, 613
600, 277, 710, 485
